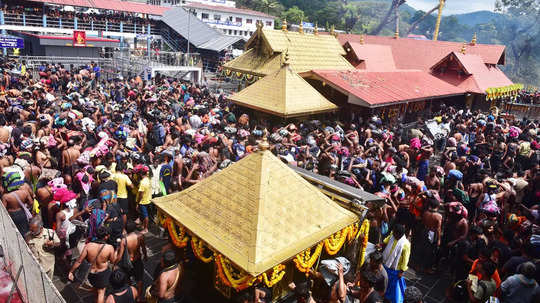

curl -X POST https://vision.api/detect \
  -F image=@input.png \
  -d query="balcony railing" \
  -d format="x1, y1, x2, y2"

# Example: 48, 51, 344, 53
1, 12, 159, 35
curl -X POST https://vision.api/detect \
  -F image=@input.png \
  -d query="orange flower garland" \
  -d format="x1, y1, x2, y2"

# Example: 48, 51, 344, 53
294, 242, 324, 273
215, 254, 254, 291
164, 218, 189, 248
191, 236, 214, 263
324, 226, 350, 255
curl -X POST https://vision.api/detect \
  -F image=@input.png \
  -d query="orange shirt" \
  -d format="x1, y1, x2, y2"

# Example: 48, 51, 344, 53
470, 259, 501, 289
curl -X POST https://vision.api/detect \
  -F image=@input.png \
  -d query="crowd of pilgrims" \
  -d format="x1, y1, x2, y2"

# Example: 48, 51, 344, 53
0, 58, 539, 303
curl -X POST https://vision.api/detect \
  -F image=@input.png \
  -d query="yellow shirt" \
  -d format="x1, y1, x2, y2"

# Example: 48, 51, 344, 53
383, 233, 411, 272
138, 176, 152, 205
113, 172, 132, 199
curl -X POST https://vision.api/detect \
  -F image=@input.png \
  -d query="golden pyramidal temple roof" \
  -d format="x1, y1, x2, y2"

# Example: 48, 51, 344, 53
228, 61, 338, 117
223, 27, 353, 76
153, 150, 358, 276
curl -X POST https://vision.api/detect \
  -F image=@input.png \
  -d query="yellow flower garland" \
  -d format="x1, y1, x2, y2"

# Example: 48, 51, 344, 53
165, 218, 189, 248
215, 254, 254, 291
294, 242, 324, 273
324, 226, 350, 255
259, 264, 286, 288
357, 219, 370, 267
191, 236, 214, 263
347, 223, 360, 243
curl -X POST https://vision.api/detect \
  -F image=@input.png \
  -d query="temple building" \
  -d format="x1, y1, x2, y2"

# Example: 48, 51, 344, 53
223, 24, 519, 122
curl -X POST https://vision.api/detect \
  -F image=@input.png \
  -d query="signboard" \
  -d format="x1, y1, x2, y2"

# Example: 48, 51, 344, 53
0, 36, 24, 49
302, 22, 314, 28
73, 30, 86, 47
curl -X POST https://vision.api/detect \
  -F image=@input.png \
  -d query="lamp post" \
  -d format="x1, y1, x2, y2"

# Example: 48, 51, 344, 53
187, 8, 195, 56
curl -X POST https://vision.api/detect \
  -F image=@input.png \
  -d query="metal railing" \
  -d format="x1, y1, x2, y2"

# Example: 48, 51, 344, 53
0, 203, 65, 303
2, 12, 159, 35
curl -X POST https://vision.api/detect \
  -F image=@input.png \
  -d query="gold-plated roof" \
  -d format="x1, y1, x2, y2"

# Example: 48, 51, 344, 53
228, 63, 338, 117
223, 28, 353, 76
154, 151, 358, 276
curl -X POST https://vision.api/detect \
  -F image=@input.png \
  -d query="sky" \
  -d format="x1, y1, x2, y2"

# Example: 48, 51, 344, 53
406, 0, 496, 15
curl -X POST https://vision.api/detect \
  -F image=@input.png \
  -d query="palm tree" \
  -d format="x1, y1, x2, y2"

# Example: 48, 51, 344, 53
258, 0, 280, 16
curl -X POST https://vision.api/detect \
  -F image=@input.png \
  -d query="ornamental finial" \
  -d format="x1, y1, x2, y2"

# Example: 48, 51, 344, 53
282, 19, 288, 31
471, 33, 477, 46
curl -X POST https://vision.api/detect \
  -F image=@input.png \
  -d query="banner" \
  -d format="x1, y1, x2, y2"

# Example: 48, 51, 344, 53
0, 36, 24, 48
73, 30, 86, 47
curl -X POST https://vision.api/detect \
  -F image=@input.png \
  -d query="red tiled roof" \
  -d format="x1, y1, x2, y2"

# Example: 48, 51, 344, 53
302, 69, 465, 107
27, 0, 170, 16
184, 2, 273, 18
337, 34, 506, 69
345, 42, 396, 71
431, 52, 513, 94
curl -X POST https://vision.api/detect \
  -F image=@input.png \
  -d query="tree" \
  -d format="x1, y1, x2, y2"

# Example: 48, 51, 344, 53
257, 0, 283, 16
281, 6, 306, 24
369, 0, 406, 35
406, 4, 442, 36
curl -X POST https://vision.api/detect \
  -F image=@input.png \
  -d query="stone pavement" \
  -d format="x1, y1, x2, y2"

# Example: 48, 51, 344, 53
404, 269, 451, 303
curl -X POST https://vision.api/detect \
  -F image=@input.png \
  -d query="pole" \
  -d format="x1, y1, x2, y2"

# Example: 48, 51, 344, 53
433, 0, 445, 41
187, 9, 191, 56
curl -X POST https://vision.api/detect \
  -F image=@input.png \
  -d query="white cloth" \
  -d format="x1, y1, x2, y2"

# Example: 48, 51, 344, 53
382, 235, 407, 270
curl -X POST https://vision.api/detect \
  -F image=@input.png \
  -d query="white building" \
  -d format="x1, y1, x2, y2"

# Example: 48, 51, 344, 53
183, 0, 275, 40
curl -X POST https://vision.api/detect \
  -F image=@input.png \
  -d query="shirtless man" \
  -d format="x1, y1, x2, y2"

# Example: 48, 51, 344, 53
150, 250, 182, 303
121, 221, 148, 300
418, 197, 443, 273
62, 139, 81, 184
0, 119, 10, 143
445, 204, 469, 250
2, 174, 33, 235
68, 226, 119, 303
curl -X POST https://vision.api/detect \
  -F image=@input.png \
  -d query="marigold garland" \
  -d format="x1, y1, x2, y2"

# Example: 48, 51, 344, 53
165, 218, 189, 248
157, 210, 167, 225
347, 223, 360, 243
258, 264, 286, 288
191, 236, 214, 263
324, 226, 350, 255
294, 242, 324, 273
357, 219, 370, 267
215, 254, 254, 291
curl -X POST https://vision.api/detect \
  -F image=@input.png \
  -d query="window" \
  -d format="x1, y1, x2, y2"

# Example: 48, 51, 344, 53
245, 31, 248, 36
214, 14, 221, 21
228, 29, 232, 35
236, 17, 242, 23
265, 21, 272, 26
201, 13, 209, 19
234, 30, 237, 35
228, 16, 233, 21
246, 19, 252, 24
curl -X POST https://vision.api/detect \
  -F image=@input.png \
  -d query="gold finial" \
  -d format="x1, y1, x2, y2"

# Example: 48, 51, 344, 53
471, 32, 477, 46
258, 129, 270, 151
460, 42, 467, 54
283, 49, 290, 66
330, 24, 335, 36
299, 18, 304, 34
314, 22, 319, 35
282, 19, 287, 31
394, 30, 399, 39
360, 34, 365, 45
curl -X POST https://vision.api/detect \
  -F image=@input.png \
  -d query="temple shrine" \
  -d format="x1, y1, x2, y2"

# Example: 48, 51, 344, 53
223, 22, 521, 122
